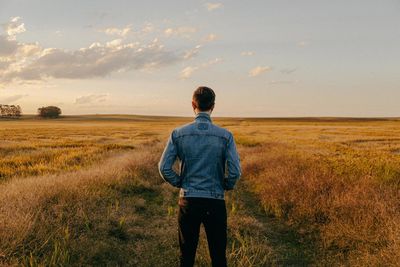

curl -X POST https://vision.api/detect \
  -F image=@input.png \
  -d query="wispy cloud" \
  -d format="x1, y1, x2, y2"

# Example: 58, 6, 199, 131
203, 33, 217, 43
203, 58, 222, 67
241, 51, 254, 56
249, 66, 271, 77
180, 66, 198, 79
280, 68, 297, 74
100, 25, 132, 37
205, 2, 223, 11
99, 23, 155, 40
180, 58, 222, 79
74, 94, 109, 105
183, 45, 202, 60
181, 32, 218, 61
164, 26, 197, 39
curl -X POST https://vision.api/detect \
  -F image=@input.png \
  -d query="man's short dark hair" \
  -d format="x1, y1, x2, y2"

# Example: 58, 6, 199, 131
193, 86, 215, 111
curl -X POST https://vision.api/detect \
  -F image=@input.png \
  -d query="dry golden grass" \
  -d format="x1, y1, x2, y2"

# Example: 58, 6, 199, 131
0, 145, 181, 266
243, 144, 400, 266
0, 117, 170, 180
0, 115, 399, 266
232, 118, 400, 266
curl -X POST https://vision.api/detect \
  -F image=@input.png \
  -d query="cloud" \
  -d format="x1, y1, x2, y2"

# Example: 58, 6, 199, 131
164, 26, 197, 39
100, 25, 132, 37
203, 33, 217, 43
181, 33, 218, 61
0, 18, 45, 82
101, 23, 155, 39
0, 17, 198, 85
0, 35, 41, 58
141, 23, 155, 34
183, 44, 202, 60
180, 66, 198, 79
205, 3, 223, 11
249, 66, 271, 77
0, 94, 28, 104
0, 35, 18, 56
0, 60, 11, 70
181, 34, 217, 60
1, 35, 181, 83
241, 51, 254, 56
180, 58, 222, 79
280, 68, 297, 74
4, 17, 26, 37
202, 57, 222, 67
74, 94, 109, 105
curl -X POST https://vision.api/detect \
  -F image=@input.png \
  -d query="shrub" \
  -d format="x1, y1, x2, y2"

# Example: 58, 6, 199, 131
38, 106, 62, 118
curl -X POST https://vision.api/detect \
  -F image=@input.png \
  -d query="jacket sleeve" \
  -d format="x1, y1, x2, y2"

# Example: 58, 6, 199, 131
224, 133, 241, 190
158, 130, 182, 188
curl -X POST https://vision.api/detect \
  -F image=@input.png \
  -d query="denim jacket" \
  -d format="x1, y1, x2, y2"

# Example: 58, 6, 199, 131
158, 112, 241, 200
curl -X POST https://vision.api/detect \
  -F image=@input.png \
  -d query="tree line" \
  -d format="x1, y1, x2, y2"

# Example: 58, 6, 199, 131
0, 105, 62, 118
0, 104, 22, 117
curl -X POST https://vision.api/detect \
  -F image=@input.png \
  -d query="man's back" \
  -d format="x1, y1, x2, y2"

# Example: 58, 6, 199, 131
158, 86, 241, 267
158, 112, 241, 200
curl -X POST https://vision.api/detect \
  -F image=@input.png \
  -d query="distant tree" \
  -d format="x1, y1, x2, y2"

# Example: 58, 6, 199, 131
0, 105, 6, 116
38, 106, 62, 118
0, 104, 22, 118
10, 105, 16, 116
15, 105, 22, 117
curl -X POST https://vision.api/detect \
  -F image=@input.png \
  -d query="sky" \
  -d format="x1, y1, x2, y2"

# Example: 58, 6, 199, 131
0, 0, 399, 117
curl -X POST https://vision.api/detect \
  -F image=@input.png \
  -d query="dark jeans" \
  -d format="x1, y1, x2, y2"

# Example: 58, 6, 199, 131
178, 197, 227, 267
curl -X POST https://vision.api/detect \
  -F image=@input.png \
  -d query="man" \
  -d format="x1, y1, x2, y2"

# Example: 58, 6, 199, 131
158, 86, 241, 267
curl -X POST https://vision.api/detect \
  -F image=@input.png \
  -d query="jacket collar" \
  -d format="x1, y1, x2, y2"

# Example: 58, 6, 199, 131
195, 112, 212, 123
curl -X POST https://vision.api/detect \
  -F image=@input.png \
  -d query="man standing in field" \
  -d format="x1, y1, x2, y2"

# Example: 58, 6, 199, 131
158, 86, 241, 267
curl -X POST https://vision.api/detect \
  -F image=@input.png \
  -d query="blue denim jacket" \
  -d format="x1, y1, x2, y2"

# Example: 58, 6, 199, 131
158, 112, 241, 200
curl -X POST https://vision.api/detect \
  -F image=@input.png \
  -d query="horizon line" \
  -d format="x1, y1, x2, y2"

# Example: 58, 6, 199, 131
13, 113, 400, 120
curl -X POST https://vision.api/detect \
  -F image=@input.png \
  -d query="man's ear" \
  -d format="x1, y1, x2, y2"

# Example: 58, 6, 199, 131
192, 101, 197, 110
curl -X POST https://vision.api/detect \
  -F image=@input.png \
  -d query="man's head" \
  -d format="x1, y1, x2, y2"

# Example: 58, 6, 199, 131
192, 86, 215, 113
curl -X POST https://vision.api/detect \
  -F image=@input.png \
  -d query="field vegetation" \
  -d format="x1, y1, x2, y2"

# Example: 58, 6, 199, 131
0, 115, 399, 266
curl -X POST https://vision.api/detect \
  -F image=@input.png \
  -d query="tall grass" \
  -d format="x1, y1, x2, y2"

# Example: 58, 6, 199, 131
0, 145, 178, 266
243, 144, 400, 266
1, 116, 399, 266
0, 142, 275, 266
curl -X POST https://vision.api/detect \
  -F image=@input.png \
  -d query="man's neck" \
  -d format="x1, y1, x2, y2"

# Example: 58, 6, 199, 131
195, 109, 212, 115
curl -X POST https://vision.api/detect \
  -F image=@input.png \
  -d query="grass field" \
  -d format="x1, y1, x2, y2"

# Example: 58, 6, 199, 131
0, 115, 399, 266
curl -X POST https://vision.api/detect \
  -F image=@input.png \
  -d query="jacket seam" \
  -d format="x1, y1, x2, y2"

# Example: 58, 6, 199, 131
174, 133, 229, 142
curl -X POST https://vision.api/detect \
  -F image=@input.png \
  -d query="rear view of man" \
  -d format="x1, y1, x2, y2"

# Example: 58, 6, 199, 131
158, 86, 241, 267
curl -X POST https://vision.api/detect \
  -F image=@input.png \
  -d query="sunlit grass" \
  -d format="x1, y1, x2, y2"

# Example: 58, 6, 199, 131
0, 115, 399, 266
